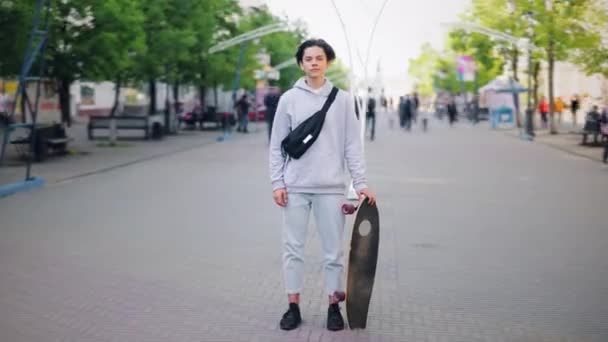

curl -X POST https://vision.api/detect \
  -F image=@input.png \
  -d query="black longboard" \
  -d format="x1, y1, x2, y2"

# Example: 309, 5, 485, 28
345, 198, 379, 329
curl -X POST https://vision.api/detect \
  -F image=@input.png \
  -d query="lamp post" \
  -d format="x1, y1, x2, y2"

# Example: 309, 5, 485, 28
545, 0, 559, 134
524, 10, 536, 139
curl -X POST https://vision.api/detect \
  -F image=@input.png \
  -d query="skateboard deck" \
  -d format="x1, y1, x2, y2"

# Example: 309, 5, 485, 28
345, 198, 379, 329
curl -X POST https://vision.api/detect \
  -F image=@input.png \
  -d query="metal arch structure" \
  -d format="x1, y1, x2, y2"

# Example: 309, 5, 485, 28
208, 23, 290, 54
0, 0, 51, 182
441, 21, 536, 51
210, 23, 292, 141
272, 59, 297, 71
330, 0, 391, 200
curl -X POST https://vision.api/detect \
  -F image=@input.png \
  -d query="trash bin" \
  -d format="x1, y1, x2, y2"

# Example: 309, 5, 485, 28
491, 106, 515, 129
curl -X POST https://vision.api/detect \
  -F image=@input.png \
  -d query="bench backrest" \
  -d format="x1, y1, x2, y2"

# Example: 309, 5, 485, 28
89, 116, 148, 129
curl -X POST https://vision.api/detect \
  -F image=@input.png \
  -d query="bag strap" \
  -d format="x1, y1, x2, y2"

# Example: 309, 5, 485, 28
319, 87, 339, 115
310, 86, 339, 135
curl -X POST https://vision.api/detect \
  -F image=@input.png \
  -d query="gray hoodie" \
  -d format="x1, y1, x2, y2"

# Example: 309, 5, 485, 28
269, 77, 367, 194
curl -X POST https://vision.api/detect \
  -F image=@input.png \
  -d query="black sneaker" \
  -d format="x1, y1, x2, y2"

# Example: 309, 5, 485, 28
280, 303, 302, 330
327, 303, 344, 331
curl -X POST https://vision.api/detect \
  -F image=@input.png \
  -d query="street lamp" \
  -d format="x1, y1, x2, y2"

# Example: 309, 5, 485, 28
524, 10, 536, 138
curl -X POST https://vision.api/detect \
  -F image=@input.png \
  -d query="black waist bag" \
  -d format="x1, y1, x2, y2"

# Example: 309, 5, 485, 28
281, 87, 339, 159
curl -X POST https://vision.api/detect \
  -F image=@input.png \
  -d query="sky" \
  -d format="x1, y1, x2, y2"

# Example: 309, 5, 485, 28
243, 0, 470, 96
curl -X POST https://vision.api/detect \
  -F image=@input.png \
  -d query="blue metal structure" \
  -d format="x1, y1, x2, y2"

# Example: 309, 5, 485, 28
0, 0, 52, 196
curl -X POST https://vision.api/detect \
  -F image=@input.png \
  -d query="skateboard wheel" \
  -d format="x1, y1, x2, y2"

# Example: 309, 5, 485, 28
341, 204, 356, 215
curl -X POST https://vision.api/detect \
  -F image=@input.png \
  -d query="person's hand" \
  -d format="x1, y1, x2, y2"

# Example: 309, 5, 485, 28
273, 188, 288, 207
357, 188, 377, 206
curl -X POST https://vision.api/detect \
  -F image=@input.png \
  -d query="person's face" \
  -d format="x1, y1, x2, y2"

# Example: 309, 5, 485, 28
300, 46, 329, 79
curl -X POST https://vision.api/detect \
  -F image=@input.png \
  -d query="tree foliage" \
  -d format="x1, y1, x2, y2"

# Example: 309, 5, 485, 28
0, 1, 354, 118
408, 0, 608, 98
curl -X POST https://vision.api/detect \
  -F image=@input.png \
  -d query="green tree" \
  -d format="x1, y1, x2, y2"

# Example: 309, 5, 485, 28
470, 0, 525, 82
469, 0, 604, 133
524, 0, 599, 133
447, 30, 504, 90
5, 0, 147, 125
570, 0, 608, 78
408, 43, 441, 96
0, 1, 35, 77
182, 0, 239, 106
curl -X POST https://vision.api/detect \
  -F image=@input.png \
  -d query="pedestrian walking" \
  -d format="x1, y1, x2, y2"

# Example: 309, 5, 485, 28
398, 96, 405, 128
264, 86, 281, 141
235, 93, 250, 133
269, 38, 377, 332
571, 94, 580, 127
402, 95, 413, 131
420, 109, 429, 132
539, 96, 549, 129
366, 87, 376, 141
412, 92, 420, 123
600, 106, 608, 163
555, 96, 565, 125
447, 97, 458, 126
380, 90, 388, 113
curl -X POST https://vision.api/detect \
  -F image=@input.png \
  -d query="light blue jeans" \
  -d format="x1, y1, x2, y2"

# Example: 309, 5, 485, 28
281, 193, 346, 295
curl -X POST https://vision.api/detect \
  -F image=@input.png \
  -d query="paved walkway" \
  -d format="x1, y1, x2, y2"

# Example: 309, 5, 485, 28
0, 122, 235, 185
1, 114, 607, 341
503, 122, 606, 164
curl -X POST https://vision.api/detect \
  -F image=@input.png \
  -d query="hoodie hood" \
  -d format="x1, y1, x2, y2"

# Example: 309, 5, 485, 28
293, 77, 334, 97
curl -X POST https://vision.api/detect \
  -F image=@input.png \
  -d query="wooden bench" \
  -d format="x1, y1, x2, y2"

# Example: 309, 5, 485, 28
88, 115, 163, 140
581, 119, 601, 146
6, 123, 72, 161
199, 106, 222, 130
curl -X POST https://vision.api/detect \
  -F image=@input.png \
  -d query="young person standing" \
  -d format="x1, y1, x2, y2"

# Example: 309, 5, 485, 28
269, 39, 376, 331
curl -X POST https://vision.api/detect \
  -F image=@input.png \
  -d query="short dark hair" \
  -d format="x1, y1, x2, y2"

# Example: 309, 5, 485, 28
295, 39, 336, 65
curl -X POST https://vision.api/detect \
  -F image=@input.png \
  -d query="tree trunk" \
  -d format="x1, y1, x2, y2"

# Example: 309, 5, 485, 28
109, 76, 121, 117
173, 81, 180, 114
533, 60, 540, 110
511, 48, 519, 81
58, 78, 72, 126
199, 85, 206, 109
213, 81, 218, 107
164, 82, 170, 134
548, 39, 557, 134
512, 48, 521, 127
148, 79, 156, 115
109, 76, 122, 146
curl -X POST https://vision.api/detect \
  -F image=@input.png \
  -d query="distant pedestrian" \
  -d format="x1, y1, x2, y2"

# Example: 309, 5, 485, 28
380, 90, 388, 113
412, 92, 420, 123
601, 107, 608, 163
555, 96, 565, 125
420, 110, 429, 132
235, 93, 250, 133
401, 95, 412, 130
571, 94, 580, 127
539, 96, 549, 129
366, 87, 376, 141
264, 86, 281, 141
447, 97, 458, 126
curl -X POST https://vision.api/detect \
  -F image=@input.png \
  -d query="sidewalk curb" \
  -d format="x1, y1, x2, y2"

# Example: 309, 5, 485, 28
54, 139, 218, 185
503, 129, 604, 164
